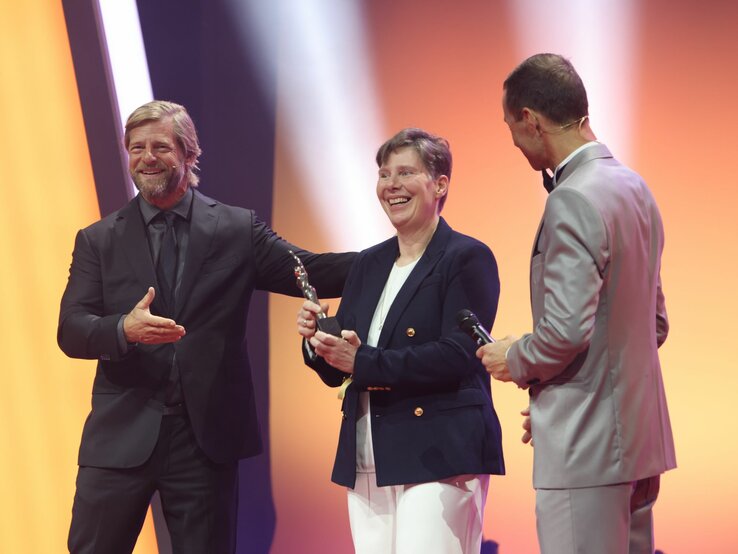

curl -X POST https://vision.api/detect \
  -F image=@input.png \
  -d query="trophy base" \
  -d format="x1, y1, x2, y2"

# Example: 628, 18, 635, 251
317, 316, 343, 337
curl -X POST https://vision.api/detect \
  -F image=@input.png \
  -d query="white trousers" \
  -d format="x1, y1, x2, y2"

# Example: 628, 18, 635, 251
347, 472, 489, 554
536, 475, 661, 554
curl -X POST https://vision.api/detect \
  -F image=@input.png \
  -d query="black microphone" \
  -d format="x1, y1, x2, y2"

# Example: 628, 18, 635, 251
456, 309, 495, 346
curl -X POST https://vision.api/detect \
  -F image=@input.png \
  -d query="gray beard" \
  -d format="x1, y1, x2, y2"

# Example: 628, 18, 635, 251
133, 173, 178, 199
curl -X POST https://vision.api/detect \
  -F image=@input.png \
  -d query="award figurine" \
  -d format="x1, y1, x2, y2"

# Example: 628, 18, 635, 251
289, 250, 343, 337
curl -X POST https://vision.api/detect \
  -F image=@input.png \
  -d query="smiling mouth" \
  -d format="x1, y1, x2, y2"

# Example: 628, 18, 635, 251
388, 197, 410, 206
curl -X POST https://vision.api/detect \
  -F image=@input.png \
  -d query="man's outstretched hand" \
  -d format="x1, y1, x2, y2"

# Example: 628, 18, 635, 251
123, 287, 186, 344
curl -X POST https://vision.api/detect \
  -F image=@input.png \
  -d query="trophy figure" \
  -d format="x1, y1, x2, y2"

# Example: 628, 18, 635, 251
289, 250, 343, 337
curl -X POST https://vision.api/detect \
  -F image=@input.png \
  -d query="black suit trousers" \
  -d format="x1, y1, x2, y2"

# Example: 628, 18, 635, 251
68, 413, 238, 553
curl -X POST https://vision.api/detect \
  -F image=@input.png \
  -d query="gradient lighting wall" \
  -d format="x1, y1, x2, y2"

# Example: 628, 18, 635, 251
269, 0, 738, 553
1, 2, 94, 552
97, 0, 153, 199
227, 0, 391, 252
3, 0, 738, 553
0, 3, 158, 552
0, 3, 99, 552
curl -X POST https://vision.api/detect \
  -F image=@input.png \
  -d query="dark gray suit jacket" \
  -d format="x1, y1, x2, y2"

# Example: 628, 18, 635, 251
59, 189, 353, 467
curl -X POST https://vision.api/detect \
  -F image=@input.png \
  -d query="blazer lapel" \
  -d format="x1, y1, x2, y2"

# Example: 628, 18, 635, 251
535, 142, 614, 258
175, 191, 219, 319
115, 198, 163, 311
530, 143, 614, 302
376, 218, 451, 347
555, 142, 613, 186
353, 239, 397, 342
531, 218, 544, 257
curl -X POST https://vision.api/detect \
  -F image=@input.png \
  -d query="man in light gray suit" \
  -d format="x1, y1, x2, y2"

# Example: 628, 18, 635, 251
478, 53, 676, 553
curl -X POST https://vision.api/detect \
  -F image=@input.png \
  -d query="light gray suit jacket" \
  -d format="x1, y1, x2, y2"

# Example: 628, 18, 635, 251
507, 143, 676, 489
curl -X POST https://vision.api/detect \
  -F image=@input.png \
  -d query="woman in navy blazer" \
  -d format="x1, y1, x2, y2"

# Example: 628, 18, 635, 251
298, 129, 504, 554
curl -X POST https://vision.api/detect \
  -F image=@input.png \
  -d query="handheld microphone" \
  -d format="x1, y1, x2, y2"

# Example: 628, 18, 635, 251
456, 309, 495, 346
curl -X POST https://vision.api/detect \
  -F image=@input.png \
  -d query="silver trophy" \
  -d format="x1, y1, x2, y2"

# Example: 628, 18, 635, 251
289, 250, 343, 337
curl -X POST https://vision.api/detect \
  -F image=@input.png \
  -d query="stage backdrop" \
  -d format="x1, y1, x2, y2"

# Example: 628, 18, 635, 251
2, 0, 737, 553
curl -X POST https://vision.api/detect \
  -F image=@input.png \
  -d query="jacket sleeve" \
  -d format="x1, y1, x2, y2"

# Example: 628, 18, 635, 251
507, 188, 607, 386
351, 242, 499, 390
302, 338, 349, 387
251, 214, 356, 298
301, 250, 364, 387
57, 229, 128, 362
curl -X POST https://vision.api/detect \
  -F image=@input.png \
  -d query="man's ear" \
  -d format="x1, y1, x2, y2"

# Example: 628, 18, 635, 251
521, 108, 541, 134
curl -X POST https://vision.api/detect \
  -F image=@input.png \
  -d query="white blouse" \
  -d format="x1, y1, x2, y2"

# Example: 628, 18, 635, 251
356, 258, 419, 473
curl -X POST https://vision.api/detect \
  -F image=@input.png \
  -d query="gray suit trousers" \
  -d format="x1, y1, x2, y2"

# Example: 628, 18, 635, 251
536, 475, 661, 554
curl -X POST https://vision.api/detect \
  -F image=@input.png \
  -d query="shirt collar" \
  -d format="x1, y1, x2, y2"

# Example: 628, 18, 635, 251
553, 141, 599, 186
138, 187, 194, 225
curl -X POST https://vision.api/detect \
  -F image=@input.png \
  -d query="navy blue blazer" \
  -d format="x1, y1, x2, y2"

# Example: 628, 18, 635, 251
58, 190, 354, 468
306, 218, 505, 488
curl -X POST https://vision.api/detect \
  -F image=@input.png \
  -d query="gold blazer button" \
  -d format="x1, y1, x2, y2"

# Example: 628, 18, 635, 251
414, 407, 424, 417
406, 327, 416, 337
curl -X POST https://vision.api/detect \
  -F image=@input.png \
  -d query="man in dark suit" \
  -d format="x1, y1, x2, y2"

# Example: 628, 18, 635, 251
58, 100, 353, 553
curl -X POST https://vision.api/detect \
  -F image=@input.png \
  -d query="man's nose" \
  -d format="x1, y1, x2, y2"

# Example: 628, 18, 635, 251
142, 149, 157, 163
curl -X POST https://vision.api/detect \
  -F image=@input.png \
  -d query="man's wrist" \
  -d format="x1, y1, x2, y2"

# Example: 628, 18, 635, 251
117, 315, 137, 353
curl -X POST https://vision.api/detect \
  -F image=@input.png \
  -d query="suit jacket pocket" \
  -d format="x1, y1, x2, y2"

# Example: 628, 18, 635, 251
379, 388, 487, 418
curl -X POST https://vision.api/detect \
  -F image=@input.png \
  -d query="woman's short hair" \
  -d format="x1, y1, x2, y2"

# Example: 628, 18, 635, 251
375, 128, 452, 210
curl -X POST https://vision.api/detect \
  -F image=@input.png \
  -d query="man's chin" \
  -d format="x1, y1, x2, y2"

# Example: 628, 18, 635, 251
134, 179, 174, 199
526, 159, 544, 172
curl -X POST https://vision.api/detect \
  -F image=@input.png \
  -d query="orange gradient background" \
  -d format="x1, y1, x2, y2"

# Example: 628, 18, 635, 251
2, 1, 737, 553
